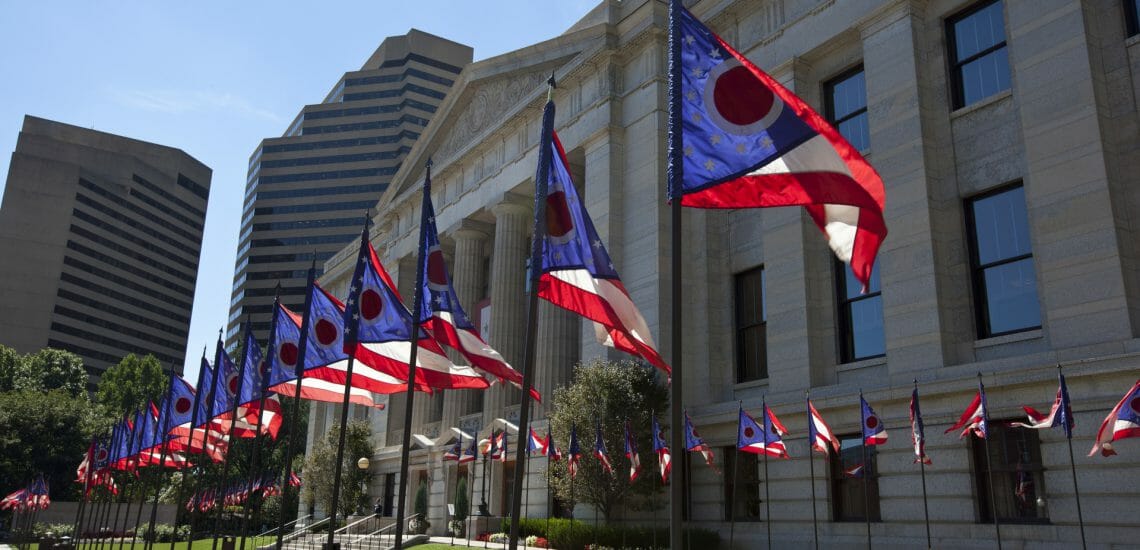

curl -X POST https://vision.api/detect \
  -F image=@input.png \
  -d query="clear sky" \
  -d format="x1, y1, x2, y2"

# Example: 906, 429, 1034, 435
0, 1, 597, 383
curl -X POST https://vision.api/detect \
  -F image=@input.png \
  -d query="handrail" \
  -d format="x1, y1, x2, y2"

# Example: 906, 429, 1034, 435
355, 514, 418, 548
332, 513, 378, 535
255, 513, 312, 539
280, 516, 329, 545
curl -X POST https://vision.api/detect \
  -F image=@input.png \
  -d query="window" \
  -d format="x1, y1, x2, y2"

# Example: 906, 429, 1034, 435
972, 423, 1048, 523
947, 0, 1011, 108
824, 66, 870, 151
966, 185, 1041, 337
830, 434, 880, 522
1127, 0, 1140, 37
836, 260, 885, 362
723, 448, 761, 521
734, 267, 767, 382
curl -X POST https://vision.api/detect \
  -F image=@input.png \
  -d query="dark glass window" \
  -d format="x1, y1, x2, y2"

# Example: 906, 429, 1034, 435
256, 184, 386, 201
972, 423, 1048, 523
78, 179, 200, 242
724, 448, 761, 521
1127, 0, 1140, 36
61, 256, 193, 305
253, 200, 377, 216
735, 267, 767, 382
258, 168, 395, 186
378, 53, 464, 74
64, 242, 195, 297
948, 0, 1011, 108
836, 260, 885, 362
58, 272, 190, 322
259, 148, 409, 169
250, 233, 357, 249
132, 174, 205, 219
261, 132, 417, 154
830, 434, 880, 522
824, 66, 870, 151
252, 217, 364, 232
966, 185, 1041, 337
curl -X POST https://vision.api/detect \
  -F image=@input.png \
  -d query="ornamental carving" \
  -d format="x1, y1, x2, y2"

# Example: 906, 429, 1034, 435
436, 70, 549, 163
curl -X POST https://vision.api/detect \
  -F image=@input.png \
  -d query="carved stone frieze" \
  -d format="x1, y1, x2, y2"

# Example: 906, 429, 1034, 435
435, 70, 550, 163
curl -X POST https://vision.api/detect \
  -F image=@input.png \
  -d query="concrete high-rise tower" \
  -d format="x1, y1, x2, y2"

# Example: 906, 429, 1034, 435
0, 116, 212, 382
227, 29, 471, 346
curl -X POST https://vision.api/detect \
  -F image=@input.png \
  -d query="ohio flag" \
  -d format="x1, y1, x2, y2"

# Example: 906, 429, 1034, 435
651, 414, 671, 484
861, 394, 888, 446
667, 2, 887, 290
910, 385, 931, 465
527, 428, 547, 456
568, 426, 582, 478
1090, 379, 1140, 457
624, 421, 641, 483
594, 420, 614, 475
684, 411, 718, 472
806, 398, 839, 454
946, 380, 990, 440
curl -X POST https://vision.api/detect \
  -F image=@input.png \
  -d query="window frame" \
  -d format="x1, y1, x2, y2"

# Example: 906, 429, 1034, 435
834, 258, 885, 363
964, 182, 1041, 338
734, 266, 768, 383
946, 0, 1010, 109
970, 422, 1050, 524
823, 64, 870, 152
1127, 0, 1140, 37
829, 433, 881, 523
723, 447, 763, 521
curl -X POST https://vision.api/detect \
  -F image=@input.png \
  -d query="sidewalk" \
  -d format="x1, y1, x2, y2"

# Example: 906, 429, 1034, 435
425, 535, 544, 549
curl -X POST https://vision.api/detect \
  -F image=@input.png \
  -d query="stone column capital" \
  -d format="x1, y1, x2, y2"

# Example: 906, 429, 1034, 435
448, 219, 494, 241
490, 193, 533, 219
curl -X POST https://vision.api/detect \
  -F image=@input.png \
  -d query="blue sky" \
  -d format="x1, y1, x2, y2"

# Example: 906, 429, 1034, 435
0, 1, 597, 382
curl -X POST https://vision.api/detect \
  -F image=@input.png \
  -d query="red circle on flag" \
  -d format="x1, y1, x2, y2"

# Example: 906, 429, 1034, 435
96, 449, 108, 461
743, 427, 754, 438
704, 59, 784, 135
259, 361, 269, 377
361, 289, 383, 320
1131, 396, 1140, 414
427, 248, 449, 288
228, 374, 240, 394
692, 428, 700, 438
175, 397, 192, 414
546, 191, 574, 244
865, 416, 879, 429
315, 318, 338, 346
278, 342, 298, 366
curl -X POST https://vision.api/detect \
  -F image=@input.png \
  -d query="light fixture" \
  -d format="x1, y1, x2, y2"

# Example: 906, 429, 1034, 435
357, 457, 370, 470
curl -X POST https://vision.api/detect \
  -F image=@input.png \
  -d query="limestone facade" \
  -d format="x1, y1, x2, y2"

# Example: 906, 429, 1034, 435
309, 0, 1140, 547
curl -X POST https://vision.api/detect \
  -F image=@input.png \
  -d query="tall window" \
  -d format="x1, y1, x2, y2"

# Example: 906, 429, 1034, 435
1127, 0, 1140, 37
972, 423, 1048, 523
966, 184, 1041, 337
382, 473, 396, 517
836, 259, 885, 362
735, 267, 767, 382
830, 434, 880, 522
724, 448, 762, 521
948, 0, 1011, 108
824, 66, 870, 151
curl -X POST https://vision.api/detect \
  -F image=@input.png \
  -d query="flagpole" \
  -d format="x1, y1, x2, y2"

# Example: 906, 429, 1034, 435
806, 394, 818, 550
106, 453, 129, 550
484, 440, 492, 550
275, 263, 317, 550
978, 373, 1002, 550
666, 2, 686, 550
190, 339, 223, 550
1058, 366, 1086, 550
146, 367, 178, 550
468, 448, 476, 549
176, 347, 208, 550
860, 391, 871, 550
393, 164, 434, 550
763, 399, 771, 550
74, 437, 97, 548
326, 272, 368, 550
915, 380, 930, 550
450, 449, 458, 547
213, 337, 250, 550
506, 73, 557, 550
242, 297, 277, 550
730, 403, 741, 550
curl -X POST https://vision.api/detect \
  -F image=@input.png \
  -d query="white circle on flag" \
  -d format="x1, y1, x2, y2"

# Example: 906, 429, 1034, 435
703, 58, 784, 136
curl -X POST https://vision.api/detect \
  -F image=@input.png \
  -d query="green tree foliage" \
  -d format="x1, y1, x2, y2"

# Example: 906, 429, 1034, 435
96, 353, 167, 416
413, 480, 429, 518
0, 345, 21, 393
547, 358, 669, 522
302, 419, 373, 519
0, 389, 106, 500
21, 348, 88, 397
454, 476, 468, 522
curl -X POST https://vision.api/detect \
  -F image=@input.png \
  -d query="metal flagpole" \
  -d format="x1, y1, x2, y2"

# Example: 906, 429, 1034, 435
239, 313, 273, 550
860, 391, 870, 550
121, 415, 146, 550
176, 347, 208, 550
467, 449, 476, 549
763, 400, 771, 550
806, 393, 819, 550
213, 342, 249, 550
915, 381, 931, 550
506, 73, 556, 550
449, 450, 459, 547
275, 263, 317, 550
107, 459, 128, 550
74, 437, 97, 548
1057, 366, 1086, 550
730, 447, 739, 549
484, 442, 493, 550
978, 373, 1002, 550
666, 2, 686, 550
145, 367, 178, 550
190, 339, 224, 550
393, 163, 433, 550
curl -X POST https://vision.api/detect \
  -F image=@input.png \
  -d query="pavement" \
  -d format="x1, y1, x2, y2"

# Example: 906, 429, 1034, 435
424, 535, 545, 549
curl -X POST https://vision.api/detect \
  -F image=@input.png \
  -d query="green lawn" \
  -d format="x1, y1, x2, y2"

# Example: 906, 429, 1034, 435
46, 536, 277, 550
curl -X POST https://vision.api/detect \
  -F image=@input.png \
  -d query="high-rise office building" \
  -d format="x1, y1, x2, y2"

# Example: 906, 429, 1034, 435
227, 29, 472, 347
0, 115, 212, 381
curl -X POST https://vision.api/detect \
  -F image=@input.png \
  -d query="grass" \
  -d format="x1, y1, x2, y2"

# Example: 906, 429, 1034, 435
39, 536, 277, 550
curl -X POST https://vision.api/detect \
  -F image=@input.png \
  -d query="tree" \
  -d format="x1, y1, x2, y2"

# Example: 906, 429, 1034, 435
547, 358, 669, 522
96, 354, 167, 417
0, 389, 107, 500
302, 419, 374, 519
0, 345, 21, 393
454, 476, 468, 521
21, 348, 88, 397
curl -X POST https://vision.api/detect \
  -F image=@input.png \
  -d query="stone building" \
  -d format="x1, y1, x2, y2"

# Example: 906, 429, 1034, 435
310, 0, 1140, 547
0, 116, 211, 382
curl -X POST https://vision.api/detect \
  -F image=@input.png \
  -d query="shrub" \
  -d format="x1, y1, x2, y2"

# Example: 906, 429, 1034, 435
135, 523, 178, 542
447, 519, 466, 537
499, 517, 717, 550
454, 476, 469, 522
33, 523, 74, 539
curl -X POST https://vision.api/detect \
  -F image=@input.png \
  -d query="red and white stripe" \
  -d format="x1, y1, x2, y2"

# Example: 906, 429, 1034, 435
267, 374, 386, 409
656, 448, 671, 484
539, 272, 669, 376
355, 336, 489, 391
1090, 379, 1140, 457
425, 311, 538, 400
945, 392, 987, 439
808, 401, 839, 454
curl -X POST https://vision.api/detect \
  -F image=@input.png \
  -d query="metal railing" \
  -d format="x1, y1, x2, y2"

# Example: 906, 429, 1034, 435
275, 516, 330, 550
255, 513, 312, 540
353, 513, 418, 550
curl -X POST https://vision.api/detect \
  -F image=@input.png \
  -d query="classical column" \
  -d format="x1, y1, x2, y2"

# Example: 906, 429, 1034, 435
533, 302, 578, 421
442, 221, 492, 424
485, 198, 531, 424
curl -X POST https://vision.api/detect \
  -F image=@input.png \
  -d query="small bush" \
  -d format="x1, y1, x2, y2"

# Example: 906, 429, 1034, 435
447, 519, 466, 537
499, 517, 717, 550
32, 523, 74, 539
135, 523, 178, 542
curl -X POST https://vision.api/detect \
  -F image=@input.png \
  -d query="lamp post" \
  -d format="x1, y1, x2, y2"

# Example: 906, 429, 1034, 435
356, 457, 370, 516
477, 439, 490, 517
